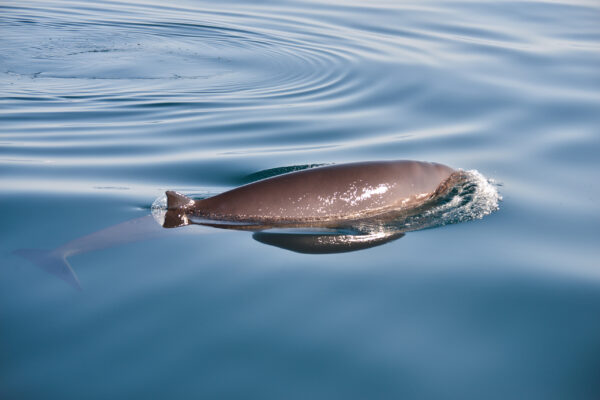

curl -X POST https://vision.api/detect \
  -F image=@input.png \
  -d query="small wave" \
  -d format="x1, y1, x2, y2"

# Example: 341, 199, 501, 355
399, 169, 501, 231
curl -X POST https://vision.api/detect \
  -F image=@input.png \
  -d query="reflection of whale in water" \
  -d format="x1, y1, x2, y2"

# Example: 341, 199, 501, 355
252, 230, 405, 254
13, 161, 500, 289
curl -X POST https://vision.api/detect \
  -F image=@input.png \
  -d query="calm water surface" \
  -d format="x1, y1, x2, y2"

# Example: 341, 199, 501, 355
1, 0, 600, 399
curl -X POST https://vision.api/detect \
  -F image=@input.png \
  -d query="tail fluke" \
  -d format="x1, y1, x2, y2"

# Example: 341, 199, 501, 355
13, 249, 81, 290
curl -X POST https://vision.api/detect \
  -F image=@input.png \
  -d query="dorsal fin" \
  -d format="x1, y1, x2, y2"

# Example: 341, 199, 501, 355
166, 191, 195, 211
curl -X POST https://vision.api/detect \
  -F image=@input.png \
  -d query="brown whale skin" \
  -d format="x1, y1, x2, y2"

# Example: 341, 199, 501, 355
166, 160, 458, 224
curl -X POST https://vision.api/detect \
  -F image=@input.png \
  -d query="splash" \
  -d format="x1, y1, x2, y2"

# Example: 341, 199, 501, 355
151, 193, 168, 226
393, 169, 502, 233
425, 170, 501, 224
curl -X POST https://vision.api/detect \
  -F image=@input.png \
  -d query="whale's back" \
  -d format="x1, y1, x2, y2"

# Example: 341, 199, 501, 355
196, 160, 455, 222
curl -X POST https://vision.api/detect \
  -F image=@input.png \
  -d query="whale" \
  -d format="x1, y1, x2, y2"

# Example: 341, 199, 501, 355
13, 160, 480, 289
164, 160, 461, 228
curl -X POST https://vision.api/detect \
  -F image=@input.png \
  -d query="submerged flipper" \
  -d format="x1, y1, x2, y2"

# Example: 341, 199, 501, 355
13, 249, 81, 290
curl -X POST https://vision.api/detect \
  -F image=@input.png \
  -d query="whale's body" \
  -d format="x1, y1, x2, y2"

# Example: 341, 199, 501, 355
167, 160, 458, 225
14, 160, 492, 289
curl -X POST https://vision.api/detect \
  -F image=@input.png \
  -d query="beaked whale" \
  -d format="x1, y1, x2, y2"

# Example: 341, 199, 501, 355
165, 160, 460, 227
14, 160, 474, 289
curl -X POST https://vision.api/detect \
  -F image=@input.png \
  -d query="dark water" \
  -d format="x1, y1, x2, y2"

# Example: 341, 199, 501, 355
2, 0, 600, 398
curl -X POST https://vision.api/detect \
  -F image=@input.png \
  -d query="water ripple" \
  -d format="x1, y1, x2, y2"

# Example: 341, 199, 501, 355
1, 0, 599, 197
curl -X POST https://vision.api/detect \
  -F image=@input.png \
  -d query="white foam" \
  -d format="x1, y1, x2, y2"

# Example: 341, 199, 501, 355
151, 193, 167, 226
423, 169, 502, 226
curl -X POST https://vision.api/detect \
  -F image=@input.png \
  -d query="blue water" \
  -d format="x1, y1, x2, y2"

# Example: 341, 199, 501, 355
2, 0, 600, 398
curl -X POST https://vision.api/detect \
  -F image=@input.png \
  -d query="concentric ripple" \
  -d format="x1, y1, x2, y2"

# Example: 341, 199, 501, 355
1, 1, 355, 99
1, 0, 598, 204
1, 0, 370, 180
